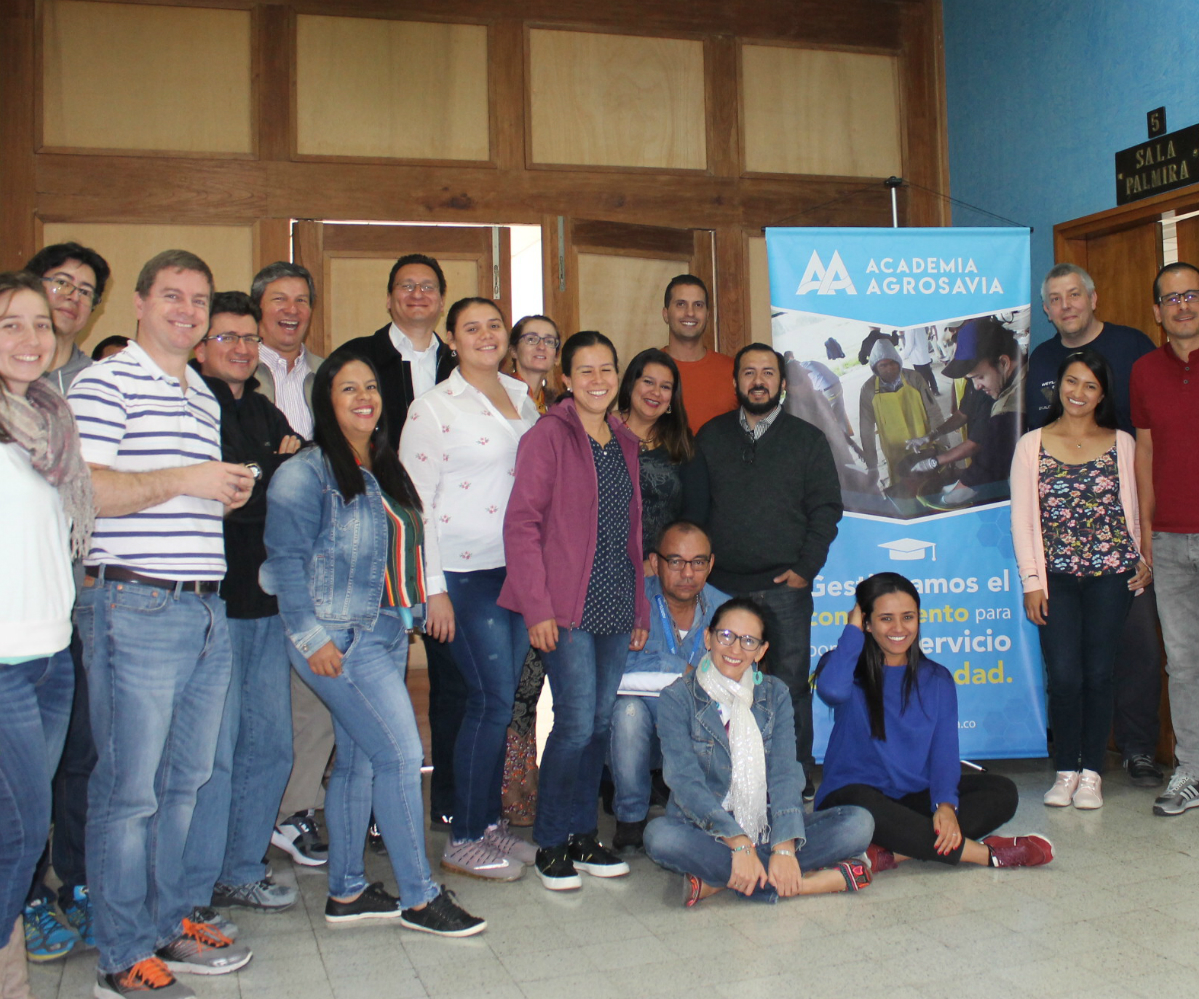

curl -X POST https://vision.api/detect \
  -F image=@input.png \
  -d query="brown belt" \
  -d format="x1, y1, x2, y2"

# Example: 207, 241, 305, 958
85, 564, 220, 594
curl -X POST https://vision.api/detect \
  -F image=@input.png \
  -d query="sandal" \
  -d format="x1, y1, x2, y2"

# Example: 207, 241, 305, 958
682, 873, 704, 908
836, 859, 872, 892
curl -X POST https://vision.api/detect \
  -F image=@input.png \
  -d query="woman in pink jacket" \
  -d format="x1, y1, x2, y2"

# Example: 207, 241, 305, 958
500, 331, 649, 892
1010, 348, 1151, 811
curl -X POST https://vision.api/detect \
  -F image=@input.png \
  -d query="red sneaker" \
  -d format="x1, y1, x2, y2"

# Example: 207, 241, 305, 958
982, 833, 1054, 867
866, 843, 898, 873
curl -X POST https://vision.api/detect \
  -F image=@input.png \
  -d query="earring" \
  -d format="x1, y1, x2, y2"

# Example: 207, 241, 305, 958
450, 349, 457, 358
666, 405, 672, 414
753, 669, 764, 685
699, 656, 711, 672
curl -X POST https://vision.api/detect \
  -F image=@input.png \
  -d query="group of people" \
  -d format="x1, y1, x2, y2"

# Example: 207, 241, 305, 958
2, 239, 1195, 999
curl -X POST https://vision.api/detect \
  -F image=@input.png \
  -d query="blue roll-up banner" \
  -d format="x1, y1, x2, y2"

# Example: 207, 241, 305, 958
765, 227, 1047, 759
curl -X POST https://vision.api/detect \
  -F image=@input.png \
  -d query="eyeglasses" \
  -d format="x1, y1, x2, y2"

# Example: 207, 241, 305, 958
42, 275, 97, 305
395, 282, 440, 295
518, 333, 560, 349
1159, 290, 1199, 307
713, 629, 764, 652
202, 333, 264, 345
659, 555, 711, 571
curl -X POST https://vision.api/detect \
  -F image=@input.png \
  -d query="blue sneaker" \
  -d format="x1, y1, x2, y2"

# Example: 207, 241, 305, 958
23, 897, 75, 962
61, 885, 95, 947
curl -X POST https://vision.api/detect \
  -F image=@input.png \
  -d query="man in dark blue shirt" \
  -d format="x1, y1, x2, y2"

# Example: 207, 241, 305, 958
1027, 263, 1163, 788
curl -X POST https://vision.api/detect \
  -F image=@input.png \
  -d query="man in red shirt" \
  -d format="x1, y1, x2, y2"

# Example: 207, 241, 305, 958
1132, 261, 1199, 817
661, 275, 736, 434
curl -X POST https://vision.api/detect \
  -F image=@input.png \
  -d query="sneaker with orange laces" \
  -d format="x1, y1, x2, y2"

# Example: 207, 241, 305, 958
982, 833, 1055, 868
94, 956, 196, 998
154, 917, 252, 976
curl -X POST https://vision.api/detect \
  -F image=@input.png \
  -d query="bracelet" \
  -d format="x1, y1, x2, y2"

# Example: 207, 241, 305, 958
771, 849, 795, 857
731, 843, 754, 853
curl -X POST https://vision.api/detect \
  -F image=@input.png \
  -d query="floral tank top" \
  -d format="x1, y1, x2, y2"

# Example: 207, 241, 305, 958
1038, 444, 1139, 576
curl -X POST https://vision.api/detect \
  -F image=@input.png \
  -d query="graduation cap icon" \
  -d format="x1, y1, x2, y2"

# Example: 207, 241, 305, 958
878, 539, 936, 562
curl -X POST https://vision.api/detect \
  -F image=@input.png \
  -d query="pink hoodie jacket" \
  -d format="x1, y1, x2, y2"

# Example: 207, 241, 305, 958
499, 397, 649, 632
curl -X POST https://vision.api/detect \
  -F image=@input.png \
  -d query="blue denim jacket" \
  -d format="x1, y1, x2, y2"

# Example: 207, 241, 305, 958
261, 447, 411, 657
619, 578, 728, 691
657, 670, 806, 849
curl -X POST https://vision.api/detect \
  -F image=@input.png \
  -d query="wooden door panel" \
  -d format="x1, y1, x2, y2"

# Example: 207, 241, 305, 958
294, 222, 511, 356
1069, 224, 1162, 344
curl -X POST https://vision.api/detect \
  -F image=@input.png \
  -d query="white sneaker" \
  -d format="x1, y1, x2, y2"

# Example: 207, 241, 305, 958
1073, 770, 1103, 809
1044, 771, 1080, 807
483, 820, 538, 865
441, 837, 524, 881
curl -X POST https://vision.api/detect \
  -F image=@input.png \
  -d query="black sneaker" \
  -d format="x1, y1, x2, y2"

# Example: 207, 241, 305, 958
612, 819, 647, 853
367, 820, 387, 854
399, 886, 486, 938
1126, 754, 1164, 787
271, 810, 328, 867
324, 882, 402, 924
568, 831, 630, 877
802, 779, 816, 803
535, 844, 582, 891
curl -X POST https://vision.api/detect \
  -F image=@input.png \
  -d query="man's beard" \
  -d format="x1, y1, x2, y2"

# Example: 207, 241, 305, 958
737, 384, 782, 416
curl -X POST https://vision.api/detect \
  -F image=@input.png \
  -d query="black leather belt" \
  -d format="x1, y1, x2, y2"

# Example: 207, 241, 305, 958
86, 564, 220, 594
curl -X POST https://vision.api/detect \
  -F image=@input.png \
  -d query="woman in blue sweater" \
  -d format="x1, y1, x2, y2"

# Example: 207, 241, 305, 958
815, 573, 1053, 870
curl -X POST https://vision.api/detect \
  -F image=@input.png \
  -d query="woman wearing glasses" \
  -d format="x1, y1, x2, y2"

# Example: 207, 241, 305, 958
507, 316, 561, 414
645, 598, 874, 905
815, 573, 1053, 871
616, 348, 694, 573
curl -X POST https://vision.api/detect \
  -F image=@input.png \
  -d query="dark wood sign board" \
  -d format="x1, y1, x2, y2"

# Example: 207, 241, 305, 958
1116, 123, 1199, 205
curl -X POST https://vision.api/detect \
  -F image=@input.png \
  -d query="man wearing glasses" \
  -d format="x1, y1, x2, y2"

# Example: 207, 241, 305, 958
26, 241, 111, 396
609, 522, 727, 853
341, 253, 457, 449
1029, 264, 1162, 791
1133, 262, 1199, 817
686, 343, 843, 800
184, 291, 303, 924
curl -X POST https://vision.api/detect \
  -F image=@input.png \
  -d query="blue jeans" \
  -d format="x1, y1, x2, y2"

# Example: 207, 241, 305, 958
535, 629, 630, 848
643, 805, 873, 903
445, 568, 529, 841
1039, 571, 1134, 773
0, 649, 73, 945
609, 695, 663, 823
77, 580, 232, 974
184, 615, 293, 903
290, 609, 438, 909
746, 585, 814, 772
1151, 533, 1199, 776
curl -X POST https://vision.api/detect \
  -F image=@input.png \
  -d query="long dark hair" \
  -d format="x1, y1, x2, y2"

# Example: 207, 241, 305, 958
617, 348, 694, 463
1043, 348, 1119, 430
312, 348, 421, 509
853, 572, 924, 741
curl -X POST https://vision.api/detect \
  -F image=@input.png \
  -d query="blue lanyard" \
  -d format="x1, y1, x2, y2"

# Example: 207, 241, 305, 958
654, 593, 706, 664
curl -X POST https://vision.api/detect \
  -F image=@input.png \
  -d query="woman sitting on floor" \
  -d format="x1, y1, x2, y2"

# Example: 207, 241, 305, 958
644, 597, 874, 905
814, 572, 1053, 871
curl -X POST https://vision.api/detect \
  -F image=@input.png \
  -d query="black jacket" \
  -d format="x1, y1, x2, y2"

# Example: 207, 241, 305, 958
339, 324, 457, 449
193, 364, 299, 618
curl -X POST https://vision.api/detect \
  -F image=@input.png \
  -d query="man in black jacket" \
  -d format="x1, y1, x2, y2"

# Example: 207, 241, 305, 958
687, 343, 844, 797
340, 252, 461, 827
183, 291, 304, 920
339, 253, 457, 450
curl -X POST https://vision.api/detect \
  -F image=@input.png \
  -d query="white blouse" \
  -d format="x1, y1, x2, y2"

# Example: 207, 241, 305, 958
400, 369, 539, 593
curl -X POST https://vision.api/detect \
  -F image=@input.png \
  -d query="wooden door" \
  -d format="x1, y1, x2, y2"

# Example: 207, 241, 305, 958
544, 217, 715, 368
293, 222, 512, 356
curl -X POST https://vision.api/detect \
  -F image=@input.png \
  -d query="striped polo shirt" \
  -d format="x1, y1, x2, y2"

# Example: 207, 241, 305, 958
68, 341, 226, 581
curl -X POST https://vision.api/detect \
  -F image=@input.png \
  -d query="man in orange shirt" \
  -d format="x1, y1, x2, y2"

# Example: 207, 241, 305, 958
661, 274, 736, 433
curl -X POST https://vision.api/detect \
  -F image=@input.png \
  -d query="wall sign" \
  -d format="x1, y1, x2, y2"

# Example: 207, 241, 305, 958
1116, 123, 1199, 205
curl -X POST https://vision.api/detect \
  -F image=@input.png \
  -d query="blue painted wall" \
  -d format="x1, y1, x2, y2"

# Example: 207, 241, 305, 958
942, 0, 1199, 345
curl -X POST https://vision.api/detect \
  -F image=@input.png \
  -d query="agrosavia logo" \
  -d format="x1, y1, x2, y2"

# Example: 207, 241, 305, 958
795, 249, 1005, 297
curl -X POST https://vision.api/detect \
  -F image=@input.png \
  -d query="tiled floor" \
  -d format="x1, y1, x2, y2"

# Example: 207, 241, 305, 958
29, 757, 1199, 999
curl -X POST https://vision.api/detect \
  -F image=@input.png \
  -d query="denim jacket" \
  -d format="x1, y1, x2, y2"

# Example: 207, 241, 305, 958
261, 446, 411, 657
618, 578, 728, 696
657, 670, 806, 849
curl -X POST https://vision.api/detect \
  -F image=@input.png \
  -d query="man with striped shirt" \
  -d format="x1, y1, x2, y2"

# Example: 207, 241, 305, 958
69, 250, 256, 999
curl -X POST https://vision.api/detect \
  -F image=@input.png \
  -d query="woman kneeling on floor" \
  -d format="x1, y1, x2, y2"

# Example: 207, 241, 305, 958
645, 597, 874, 905
814, 572, 1053, 871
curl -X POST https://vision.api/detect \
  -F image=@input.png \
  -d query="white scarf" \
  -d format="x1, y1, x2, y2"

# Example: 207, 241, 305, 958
697, 654, 769, 844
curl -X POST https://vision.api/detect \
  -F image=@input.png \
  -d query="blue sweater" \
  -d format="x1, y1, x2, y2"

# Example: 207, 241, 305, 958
814, 625, 960, 812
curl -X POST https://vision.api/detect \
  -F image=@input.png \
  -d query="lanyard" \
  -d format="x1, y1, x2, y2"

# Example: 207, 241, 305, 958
654, 593, 705, 665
